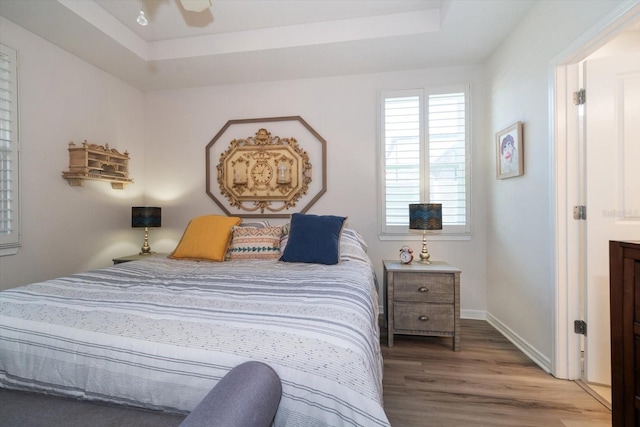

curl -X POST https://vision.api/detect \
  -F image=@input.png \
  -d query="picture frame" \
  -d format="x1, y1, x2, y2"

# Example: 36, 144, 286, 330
205, 116, 327, 218
496, 121, 523, 179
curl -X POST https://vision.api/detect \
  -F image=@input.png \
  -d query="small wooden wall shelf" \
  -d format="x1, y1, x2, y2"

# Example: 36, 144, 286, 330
62, 141, 133, 189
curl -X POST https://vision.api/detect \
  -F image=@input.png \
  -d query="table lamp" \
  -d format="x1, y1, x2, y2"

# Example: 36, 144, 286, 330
131, 206, 161, 255
409, 203, 442, 264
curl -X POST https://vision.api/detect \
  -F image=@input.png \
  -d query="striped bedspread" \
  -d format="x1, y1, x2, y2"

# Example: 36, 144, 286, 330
0, 235, 390, 426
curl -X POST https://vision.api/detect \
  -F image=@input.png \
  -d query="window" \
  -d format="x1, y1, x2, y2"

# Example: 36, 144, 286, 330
379, 85, 470, 236
0, 43, 20, 254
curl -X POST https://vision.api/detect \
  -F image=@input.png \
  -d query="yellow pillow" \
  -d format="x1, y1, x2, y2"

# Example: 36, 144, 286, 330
169, 215, 241, 261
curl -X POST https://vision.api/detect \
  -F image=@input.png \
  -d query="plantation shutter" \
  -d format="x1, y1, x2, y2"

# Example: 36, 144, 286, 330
381, 86, 469, 235
0, 43, 20, 249
383, 91, 422, 228
428, 91, 467, 228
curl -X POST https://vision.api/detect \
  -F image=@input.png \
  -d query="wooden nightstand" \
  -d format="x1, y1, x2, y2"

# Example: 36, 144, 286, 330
112, 253, 168, 265
384, 260, 461, 351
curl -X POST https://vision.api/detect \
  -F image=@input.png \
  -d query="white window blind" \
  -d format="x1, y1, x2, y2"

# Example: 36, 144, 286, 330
380, 86, 470, 235
0, 43, 20, 252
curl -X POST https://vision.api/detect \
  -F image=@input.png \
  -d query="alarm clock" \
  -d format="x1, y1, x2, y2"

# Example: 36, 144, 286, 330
399, 246, 414, 264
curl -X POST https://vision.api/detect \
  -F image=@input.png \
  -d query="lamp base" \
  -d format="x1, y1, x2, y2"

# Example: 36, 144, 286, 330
418, 253, 431, 264
419, 230, 431, 264
139, 227, 153, 255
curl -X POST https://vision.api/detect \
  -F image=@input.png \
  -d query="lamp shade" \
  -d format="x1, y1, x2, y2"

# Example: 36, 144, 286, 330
132, 207, 161, 228
409, 203, 442, 231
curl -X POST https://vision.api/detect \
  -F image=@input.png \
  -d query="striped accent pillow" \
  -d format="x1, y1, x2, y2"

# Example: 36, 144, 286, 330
228, 225, 283, 260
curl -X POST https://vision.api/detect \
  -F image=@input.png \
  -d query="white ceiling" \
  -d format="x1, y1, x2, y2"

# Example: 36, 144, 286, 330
0, 0, 538, 91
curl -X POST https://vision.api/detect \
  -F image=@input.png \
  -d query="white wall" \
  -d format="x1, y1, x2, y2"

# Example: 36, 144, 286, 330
144, 67, 489, 314
485, 0, 623, 370
0, 17, 146, 290
0, 13, 488, 314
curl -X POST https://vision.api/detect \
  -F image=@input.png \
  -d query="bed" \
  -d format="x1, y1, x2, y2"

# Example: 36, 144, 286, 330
0, 216, 390, 427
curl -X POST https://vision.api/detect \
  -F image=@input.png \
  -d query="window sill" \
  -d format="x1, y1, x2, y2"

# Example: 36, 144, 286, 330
378, 233, 471, 242
0, 246, 20, 256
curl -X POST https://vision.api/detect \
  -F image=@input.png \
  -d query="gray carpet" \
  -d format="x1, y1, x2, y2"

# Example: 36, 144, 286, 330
0, 389, 187, 427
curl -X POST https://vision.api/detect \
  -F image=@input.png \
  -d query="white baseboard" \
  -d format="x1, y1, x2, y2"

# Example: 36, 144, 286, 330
486, 312, 552, 373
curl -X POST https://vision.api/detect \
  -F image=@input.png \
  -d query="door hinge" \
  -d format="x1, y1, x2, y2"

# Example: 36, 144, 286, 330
573, 205, 587, 220
574, 320, 587, 336
573, 89, 586, 105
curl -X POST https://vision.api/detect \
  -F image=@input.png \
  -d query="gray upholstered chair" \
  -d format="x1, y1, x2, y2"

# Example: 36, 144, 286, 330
179, 361, 282, 427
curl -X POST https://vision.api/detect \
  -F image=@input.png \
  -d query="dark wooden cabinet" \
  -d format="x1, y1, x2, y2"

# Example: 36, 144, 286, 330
610, 240, 640, 427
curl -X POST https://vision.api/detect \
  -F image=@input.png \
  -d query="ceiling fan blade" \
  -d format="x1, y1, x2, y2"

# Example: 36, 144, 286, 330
179, 0, 212, 13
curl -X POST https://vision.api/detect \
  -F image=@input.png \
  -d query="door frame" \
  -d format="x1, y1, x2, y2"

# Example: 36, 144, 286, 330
552, 1, 640, 379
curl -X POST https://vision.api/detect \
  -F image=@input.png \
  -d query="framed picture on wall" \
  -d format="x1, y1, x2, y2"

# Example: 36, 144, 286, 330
496, 121, 523, 179
205, 116, 327, 217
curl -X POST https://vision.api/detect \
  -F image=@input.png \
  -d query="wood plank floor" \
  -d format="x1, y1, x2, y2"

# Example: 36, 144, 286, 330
382, 319, 611, 427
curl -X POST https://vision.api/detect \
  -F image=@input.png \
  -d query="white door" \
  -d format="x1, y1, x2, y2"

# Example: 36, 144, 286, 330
583, 52, 640, 386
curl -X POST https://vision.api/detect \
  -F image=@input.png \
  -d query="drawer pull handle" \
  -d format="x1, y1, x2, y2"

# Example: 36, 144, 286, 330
418, 287, 429, 293
418, 315, 430, 322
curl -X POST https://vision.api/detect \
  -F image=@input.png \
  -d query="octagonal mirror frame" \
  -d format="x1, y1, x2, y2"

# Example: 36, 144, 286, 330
206, 116, 327, 218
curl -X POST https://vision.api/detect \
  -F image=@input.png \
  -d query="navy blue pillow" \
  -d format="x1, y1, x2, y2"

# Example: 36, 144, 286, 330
279, 213, 347, 265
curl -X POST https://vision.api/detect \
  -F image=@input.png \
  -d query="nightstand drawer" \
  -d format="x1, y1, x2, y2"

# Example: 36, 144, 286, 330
393, 302, 454, 332
394, 273, 454, 303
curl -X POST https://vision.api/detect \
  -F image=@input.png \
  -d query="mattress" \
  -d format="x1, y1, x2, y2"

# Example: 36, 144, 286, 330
0, 233, 390, 426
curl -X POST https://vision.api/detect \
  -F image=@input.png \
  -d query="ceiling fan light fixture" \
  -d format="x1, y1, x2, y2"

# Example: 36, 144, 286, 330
180, 0, 212, 13
136, 5, 148, 26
